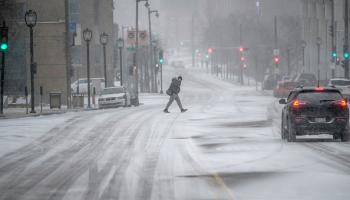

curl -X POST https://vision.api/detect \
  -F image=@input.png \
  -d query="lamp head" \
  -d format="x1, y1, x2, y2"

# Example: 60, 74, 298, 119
100, 32, 109, 45
25, 10, 37, 28
83, 28, 92, 42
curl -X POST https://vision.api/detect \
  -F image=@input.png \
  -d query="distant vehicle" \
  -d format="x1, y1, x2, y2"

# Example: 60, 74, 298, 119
328, 78, 350, 99
98, 87, 131, 109
262, 73, 281, 90
71, 78, 105, 94
280, 75, 292, 83
294, 73, 317, 86
280, 87, 349, 142
273, 81, 299, 98
171, 60, 185, 68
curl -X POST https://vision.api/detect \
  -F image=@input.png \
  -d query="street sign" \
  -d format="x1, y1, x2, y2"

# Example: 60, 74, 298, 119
126, 30, 148, 46
273, 49, 280, 56
69, 23, 76, 33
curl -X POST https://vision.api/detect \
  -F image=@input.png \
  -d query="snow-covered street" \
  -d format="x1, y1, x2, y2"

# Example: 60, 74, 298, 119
0, 66, 350, 200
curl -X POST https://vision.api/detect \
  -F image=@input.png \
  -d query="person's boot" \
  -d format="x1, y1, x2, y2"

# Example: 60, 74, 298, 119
181, 108, 188, 113
164, 109, 170, 113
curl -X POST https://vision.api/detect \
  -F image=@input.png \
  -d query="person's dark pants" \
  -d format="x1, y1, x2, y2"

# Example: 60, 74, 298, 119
165, 93, 183, 110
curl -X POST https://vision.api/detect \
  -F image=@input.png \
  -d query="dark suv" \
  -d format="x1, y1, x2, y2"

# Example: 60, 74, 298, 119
279, 87, 349, 142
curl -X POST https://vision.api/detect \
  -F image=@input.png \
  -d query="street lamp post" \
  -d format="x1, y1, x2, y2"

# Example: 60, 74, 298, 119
135, 0, 148, 105
316, 37, 322, 84
83, 28, 92, 109
25, 10, 37, 114
301, 40, 307, 71
117, 38, 125, 86
145, 1, 159, 93
100, 32, 108, 88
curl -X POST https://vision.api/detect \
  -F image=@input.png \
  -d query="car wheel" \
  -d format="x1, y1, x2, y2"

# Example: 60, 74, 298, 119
333, 134, 340, 140
287, 121, 296, 142
341, 125, 350, 142
281, 118, 287, 140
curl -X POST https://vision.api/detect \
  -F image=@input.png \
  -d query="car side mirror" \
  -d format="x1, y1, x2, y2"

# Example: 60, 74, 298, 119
279, 99, 287, 104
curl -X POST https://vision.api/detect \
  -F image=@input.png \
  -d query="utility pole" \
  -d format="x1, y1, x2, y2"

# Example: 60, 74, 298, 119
331, 0, 336, 78
239, 23, 244, 85
191, 12, 195, 68
135, 0, 147, 105
147, 6, 154, 92
287, 47, 291, 76
344, 0, 349, 78
274, 16, 279, 71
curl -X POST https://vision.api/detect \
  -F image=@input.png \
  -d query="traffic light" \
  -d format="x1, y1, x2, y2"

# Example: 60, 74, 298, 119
274, 56, 280, 64
0, 25, 8, 52
332, 51, 337, 59
205, 54, 209, 59
240, 56, 245, 62
239, 47, 244, 52
344, 52, 350, 59
159, 50, 164, 64
208, 48, 213, 54
329, 25, 334, 37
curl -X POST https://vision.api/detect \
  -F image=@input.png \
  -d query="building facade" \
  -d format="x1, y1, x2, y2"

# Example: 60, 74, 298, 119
0, 0, 116, 106
70, 0, 116, 89
301, 0, 347, 79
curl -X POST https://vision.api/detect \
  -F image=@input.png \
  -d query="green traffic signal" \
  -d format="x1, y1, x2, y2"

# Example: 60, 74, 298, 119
159, 58, 164, 64
0, 43, 8, 51
344, 52, 350, 59
332, 51, 337, 58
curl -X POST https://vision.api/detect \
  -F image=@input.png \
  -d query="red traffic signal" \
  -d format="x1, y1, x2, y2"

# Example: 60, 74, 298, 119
274, 56, 280, 64
239, 47, 248, 52
240, 56, 245, 62
208, 48, 213, 54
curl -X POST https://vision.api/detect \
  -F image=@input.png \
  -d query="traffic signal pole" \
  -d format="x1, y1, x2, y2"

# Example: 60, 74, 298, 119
344, 0, 349, 78
0, 52, 5, 114
274, 16, 279, 71
0, 21, 8, 115
331, 0, 336, 78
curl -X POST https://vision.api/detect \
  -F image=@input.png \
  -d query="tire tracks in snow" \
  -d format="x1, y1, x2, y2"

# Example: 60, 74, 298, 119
0, 106, 157, 200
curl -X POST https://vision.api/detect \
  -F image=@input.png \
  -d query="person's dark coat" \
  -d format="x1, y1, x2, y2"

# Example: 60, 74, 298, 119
168, 78, 181, 95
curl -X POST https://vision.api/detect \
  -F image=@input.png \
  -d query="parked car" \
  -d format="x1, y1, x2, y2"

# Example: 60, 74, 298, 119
328, 78, 350, 99
280, 86, 349, 142
71, 78, 105, 94
98, 87, 131, 109
262, 73, 281, 90
273, 81, 299, 98
294, 73, 317, 86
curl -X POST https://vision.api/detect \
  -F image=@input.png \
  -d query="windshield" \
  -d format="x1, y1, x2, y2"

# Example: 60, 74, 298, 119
101, 88, 124, 95
331, 80, 350, 86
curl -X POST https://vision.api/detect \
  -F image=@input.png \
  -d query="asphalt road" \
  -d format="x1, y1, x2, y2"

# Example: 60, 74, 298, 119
0, 67, 350, 200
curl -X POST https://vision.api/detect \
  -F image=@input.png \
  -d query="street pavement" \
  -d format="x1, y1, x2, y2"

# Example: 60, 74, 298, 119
0, 66, 350, 200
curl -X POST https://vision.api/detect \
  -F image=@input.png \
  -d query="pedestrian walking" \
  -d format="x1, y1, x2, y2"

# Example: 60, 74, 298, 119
164, 76, 187, 113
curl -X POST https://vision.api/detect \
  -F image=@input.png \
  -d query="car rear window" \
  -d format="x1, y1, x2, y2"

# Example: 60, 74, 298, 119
297, 91, 342, 103
299, 74, 316, 80
331, 80, 350, 86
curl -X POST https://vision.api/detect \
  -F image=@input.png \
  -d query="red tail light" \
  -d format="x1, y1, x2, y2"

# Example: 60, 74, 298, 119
292, 100, 306, 108
338, 99, 347, 108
